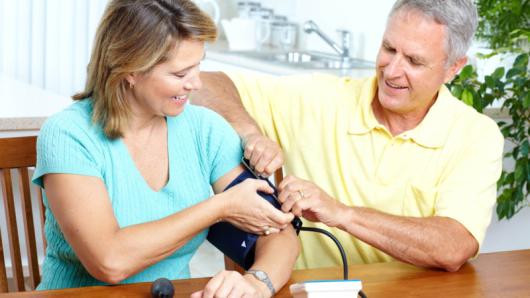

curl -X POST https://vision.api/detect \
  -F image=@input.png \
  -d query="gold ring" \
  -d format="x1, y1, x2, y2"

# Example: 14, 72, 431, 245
263, 226, 271, 235
297, 189, 305, 200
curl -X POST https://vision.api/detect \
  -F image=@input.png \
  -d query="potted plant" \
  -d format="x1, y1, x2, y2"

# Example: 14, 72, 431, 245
446, 0, 529, 220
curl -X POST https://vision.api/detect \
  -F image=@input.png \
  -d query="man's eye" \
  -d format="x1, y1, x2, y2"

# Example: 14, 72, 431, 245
409, 58, 422, 66
383, 45, 395, 53
174, 73, 187, 78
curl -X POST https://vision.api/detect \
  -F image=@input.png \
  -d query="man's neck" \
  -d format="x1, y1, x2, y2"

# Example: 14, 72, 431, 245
371, 96, 435, 136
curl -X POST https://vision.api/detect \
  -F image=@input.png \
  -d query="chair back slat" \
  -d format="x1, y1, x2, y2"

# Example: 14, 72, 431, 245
18, 168, 40, 289
0, 136, 42, 292
37, 190, 47, 251
1, 169, 25, 291
0, 138, 36, 169
0, 235, 7, 292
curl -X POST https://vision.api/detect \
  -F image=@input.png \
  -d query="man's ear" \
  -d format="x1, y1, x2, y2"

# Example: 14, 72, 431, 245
444, 56, 468, 83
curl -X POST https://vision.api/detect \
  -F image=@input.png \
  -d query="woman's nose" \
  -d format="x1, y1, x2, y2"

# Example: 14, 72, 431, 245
184, 73, 202, 91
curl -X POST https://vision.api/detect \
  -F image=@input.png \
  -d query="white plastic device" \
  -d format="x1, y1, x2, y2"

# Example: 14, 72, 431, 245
289, 280, 362, 298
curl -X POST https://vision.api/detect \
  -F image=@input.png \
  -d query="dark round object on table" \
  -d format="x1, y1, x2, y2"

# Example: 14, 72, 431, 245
150, 277, 175, 298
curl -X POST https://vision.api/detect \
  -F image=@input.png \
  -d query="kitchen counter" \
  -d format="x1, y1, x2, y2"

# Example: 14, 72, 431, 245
0, 74, 72, 135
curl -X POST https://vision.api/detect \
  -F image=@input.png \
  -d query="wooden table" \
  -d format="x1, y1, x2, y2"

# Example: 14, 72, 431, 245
2, 250, 529, 297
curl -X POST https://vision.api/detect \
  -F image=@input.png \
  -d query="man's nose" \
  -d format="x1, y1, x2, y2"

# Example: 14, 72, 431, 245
385, 55, 405, 77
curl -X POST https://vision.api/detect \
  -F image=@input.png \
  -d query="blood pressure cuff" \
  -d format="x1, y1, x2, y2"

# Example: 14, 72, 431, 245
206, 168, 282, 270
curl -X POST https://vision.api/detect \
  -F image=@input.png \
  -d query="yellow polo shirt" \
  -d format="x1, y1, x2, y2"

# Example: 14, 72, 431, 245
227, 72, 504, 269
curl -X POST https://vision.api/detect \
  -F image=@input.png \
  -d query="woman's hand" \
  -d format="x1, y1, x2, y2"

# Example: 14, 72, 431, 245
216, 179, 294, 235
242, 133, 284, 177
190, 270, 271, 298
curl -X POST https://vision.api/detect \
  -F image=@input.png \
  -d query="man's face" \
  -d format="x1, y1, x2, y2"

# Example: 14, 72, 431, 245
375, 9, 461, 117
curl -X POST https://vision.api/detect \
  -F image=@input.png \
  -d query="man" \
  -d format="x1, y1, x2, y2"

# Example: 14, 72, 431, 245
192, 0, 504, 272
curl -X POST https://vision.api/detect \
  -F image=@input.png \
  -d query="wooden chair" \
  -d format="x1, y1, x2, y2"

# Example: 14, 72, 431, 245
224, 169, 285, 273
0, 136, 45, 292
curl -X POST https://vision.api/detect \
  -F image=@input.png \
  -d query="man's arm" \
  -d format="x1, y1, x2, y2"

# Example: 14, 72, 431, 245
192, 72, 260, 138
193, 71, 284, 176
278, 175, 478, 272
339, 207, 478, 272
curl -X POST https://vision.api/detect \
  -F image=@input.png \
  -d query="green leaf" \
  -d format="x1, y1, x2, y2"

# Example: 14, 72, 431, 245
485, 76, 495, 89
496, 201, 507, 220
461, 89, 474, 106
506, 172, 515, 184
459, 65, 474, 80
513, 53, 529, 68
523, 93, 530, 109
492, 67, 505, 80
506, 67, 523, 79
515, 162, 525, 183
521, 140, 530, 157
451, 85, 463, 98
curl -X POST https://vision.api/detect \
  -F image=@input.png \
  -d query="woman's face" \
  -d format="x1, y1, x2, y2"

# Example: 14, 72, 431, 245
127, 39, 204, 118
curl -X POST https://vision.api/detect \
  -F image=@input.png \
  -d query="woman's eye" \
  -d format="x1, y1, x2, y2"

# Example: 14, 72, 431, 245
174, 73, 187, 78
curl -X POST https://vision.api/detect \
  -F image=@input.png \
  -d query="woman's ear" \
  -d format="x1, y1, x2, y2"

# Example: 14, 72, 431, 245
125, 73, 137, 89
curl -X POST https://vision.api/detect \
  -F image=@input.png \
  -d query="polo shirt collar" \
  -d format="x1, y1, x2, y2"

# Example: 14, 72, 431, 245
348, 76, 380, 135
406, 85, 455, 148
348, 76, 456, 149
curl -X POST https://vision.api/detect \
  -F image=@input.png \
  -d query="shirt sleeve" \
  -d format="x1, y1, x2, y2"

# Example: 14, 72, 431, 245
434, 115, 504, 247
225, 72, 343, 149
32, 114, 104, 188
196, 107, 244, 184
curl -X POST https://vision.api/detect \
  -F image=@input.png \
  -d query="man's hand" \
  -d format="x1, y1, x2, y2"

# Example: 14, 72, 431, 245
277, 175, 350, 228
242, 133, 284, 177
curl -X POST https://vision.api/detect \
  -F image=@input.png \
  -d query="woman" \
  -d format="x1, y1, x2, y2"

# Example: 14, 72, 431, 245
32, 0, 299, 296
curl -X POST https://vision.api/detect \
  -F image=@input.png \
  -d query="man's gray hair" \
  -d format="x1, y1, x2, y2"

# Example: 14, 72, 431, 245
389, 0, 478, 65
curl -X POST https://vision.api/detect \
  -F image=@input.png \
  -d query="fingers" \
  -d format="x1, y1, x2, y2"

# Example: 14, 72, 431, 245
253, 151, 283, 177
200, 271, 259, 298
252, 179, 274, 194
278, 175, 299, 192
201, 272, 225, 298
263, 201, 295, 224
190, 290, 203, 298
278, 176, 304, 203
280, 191, 301, 213
264, 152, 283, 176
211, 273, 236, 298
243, 134, 283, 177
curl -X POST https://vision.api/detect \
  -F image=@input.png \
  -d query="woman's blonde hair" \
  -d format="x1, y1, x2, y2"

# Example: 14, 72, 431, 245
73, 0, 217, 138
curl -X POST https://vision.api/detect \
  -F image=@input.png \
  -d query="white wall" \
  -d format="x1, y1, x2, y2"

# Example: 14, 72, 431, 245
0, 0, 108, 96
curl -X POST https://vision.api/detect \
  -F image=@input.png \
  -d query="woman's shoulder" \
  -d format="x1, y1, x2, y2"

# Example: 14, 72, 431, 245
40, 99, 103, 142
43, 99, 93, 127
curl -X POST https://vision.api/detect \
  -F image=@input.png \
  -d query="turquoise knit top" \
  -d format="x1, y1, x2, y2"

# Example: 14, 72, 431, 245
32, 100, 242, 290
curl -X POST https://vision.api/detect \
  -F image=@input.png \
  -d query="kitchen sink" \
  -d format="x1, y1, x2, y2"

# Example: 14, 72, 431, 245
230, 50, 374, 70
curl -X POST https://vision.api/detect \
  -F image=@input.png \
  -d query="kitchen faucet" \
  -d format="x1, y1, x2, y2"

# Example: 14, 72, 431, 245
303, 20, 351, 64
